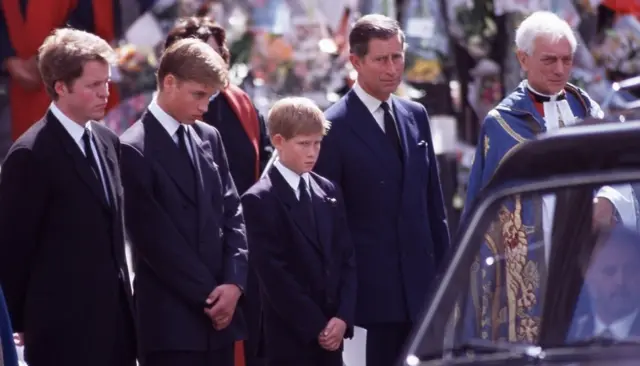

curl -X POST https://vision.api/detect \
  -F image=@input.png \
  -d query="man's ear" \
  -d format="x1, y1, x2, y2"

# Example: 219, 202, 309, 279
516, 50, 529, 73
271, 134, 285, 150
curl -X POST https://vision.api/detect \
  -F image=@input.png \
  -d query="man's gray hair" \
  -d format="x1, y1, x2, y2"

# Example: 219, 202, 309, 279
515, 11, 577, 55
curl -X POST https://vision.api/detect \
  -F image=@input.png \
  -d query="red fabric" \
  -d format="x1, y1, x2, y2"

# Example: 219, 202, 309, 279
528, 92, 545, 117
2, 0, 119, 140
220, 84, 261, 179
602, 0, 640, 16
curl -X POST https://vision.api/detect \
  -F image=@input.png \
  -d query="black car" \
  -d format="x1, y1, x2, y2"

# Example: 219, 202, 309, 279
402, 119, 640, 365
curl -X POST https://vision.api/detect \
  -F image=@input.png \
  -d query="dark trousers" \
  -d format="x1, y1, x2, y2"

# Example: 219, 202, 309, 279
366, 323, 412, 366
267, 347, 343, 366
142, 346, 234, 366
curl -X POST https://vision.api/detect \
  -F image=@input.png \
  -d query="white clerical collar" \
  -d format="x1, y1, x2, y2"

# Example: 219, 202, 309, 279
525, 80, 576, 131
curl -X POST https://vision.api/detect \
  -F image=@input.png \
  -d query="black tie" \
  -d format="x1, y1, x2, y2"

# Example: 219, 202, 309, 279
298, 178, 317, 233
82, 128, 107, 202
380, 102, 402, 158
176, 125, 194, 167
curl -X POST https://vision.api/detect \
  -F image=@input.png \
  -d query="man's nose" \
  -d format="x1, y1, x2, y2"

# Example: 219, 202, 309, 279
554, 60, 565, 75
98, 83, 109, 98
198, 101, 209, 114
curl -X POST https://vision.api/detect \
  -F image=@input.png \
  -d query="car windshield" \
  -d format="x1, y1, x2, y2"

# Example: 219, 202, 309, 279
406, 175, 640, 364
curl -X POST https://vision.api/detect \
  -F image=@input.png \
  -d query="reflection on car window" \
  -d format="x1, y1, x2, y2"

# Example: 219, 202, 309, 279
415, 179, 640, 361
572, 227, 640, 340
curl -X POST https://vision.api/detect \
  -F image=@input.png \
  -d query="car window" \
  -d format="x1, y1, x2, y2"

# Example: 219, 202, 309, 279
408, 177, 640, 363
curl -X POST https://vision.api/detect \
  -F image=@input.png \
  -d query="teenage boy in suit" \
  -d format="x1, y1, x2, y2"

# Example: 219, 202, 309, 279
241, 97, 356, 366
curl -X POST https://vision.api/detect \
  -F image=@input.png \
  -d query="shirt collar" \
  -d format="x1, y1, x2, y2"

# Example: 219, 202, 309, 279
148, 98, 181, 137
273, 159, 310, 193
594, 310, 638, 339
353, 82, 393, 115
49, 102, 90, 144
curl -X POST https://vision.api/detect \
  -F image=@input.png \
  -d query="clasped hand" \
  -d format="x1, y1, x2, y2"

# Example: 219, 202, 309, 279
318, 317, 346, 351
203, 284, 242, 330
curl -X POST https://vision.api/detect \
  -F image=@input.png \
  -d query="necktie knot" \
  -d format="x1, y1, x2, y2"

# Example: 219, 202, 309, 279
177, 124, 187, 140
380, 101, 391, 113
298, 177, 308, 197
82, 127, 92, 143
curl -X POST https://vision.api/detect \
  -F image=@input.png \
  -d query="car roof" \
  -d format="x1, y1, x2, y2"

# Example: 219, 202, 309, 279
483, 119, 640, 193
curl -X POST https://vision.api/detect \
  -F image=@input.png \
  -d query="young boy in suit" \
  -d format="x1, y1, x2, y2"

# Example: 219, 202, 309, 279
241, 97, 356, 366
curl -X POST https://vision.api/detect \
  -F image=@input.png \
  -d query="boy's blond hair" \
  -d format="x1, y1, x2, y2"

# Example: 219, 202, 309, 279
267, 97, 330, 140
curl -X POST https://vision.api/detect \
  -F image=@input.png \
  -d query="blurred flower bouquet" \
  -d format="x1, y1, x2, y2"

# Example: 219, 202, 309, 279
114, 44, 159, 99
592, 15, 640, 77
447, 0, 497, 60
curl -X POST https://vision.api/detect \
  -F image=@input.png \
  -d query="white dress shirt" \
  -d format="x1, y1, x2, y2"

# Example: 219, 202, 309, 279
50, 103, 110, 202
352, 82, 397, 135
148, 98, 195, 162
594, 310, 638, 339
274, 160, 310, 200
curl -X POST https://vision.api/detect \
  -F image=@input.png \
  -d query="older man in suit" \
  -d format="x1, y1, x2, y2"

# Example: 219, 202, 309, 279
120, 38, 248, 366
314, 14, 450, 366
0, 29, 135, 366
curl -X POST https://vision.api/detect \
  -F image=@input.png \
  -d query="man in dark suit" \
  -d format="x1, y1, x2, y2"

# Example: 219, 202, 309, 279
120, 38, 248, 366
164, 18, 272, 365
314, 14, 451, 366
570, 227, 640, 340
242, 97, 356, 366
0, 28, 136, 366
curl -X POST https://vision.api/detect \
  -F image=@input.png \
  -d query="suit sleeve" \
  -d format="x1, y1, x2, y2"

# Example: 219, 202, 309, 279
242, 193, 328, 342
313, 120, 343, 186
333, 186, 357, 338
419, 106, 451, 264
0, 148, 49, 331
211, 130, 249, 291
120, 144, 216, 309
0, 7, 15, 66
255, 106, 273, 173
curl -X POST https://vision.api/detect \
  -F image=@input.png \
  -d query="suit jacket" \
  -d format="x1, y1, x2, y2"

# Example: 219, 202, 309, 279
120, 111, 248, 353
314, 90, 450, 325
0, 111, 134, 366
241, 168, 356, 360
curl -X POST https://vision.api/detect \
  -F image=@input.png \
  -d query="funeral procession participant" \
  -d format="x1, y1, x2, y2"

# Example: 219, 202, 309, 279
571, 227, 640, 340
164, 16, 271, 195
0, 28, 136, 366
462, 11, 604, 342
242, 97, 356, 366
164, 17, 271, 366
120, 38, 248, 366
314, 14, 451, 366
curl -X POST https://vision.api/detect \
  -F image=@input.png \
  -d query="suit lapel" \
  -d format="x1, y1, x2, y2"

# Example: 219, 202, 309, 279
48, 112, 110, 211
269, 168, 322, 252
143, 112, 196, 204
309, 175, 332, 261
391, 97, 421, 164
92, 128, 118, 211
344, 91, 400, 169
189, 128, 220, 234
